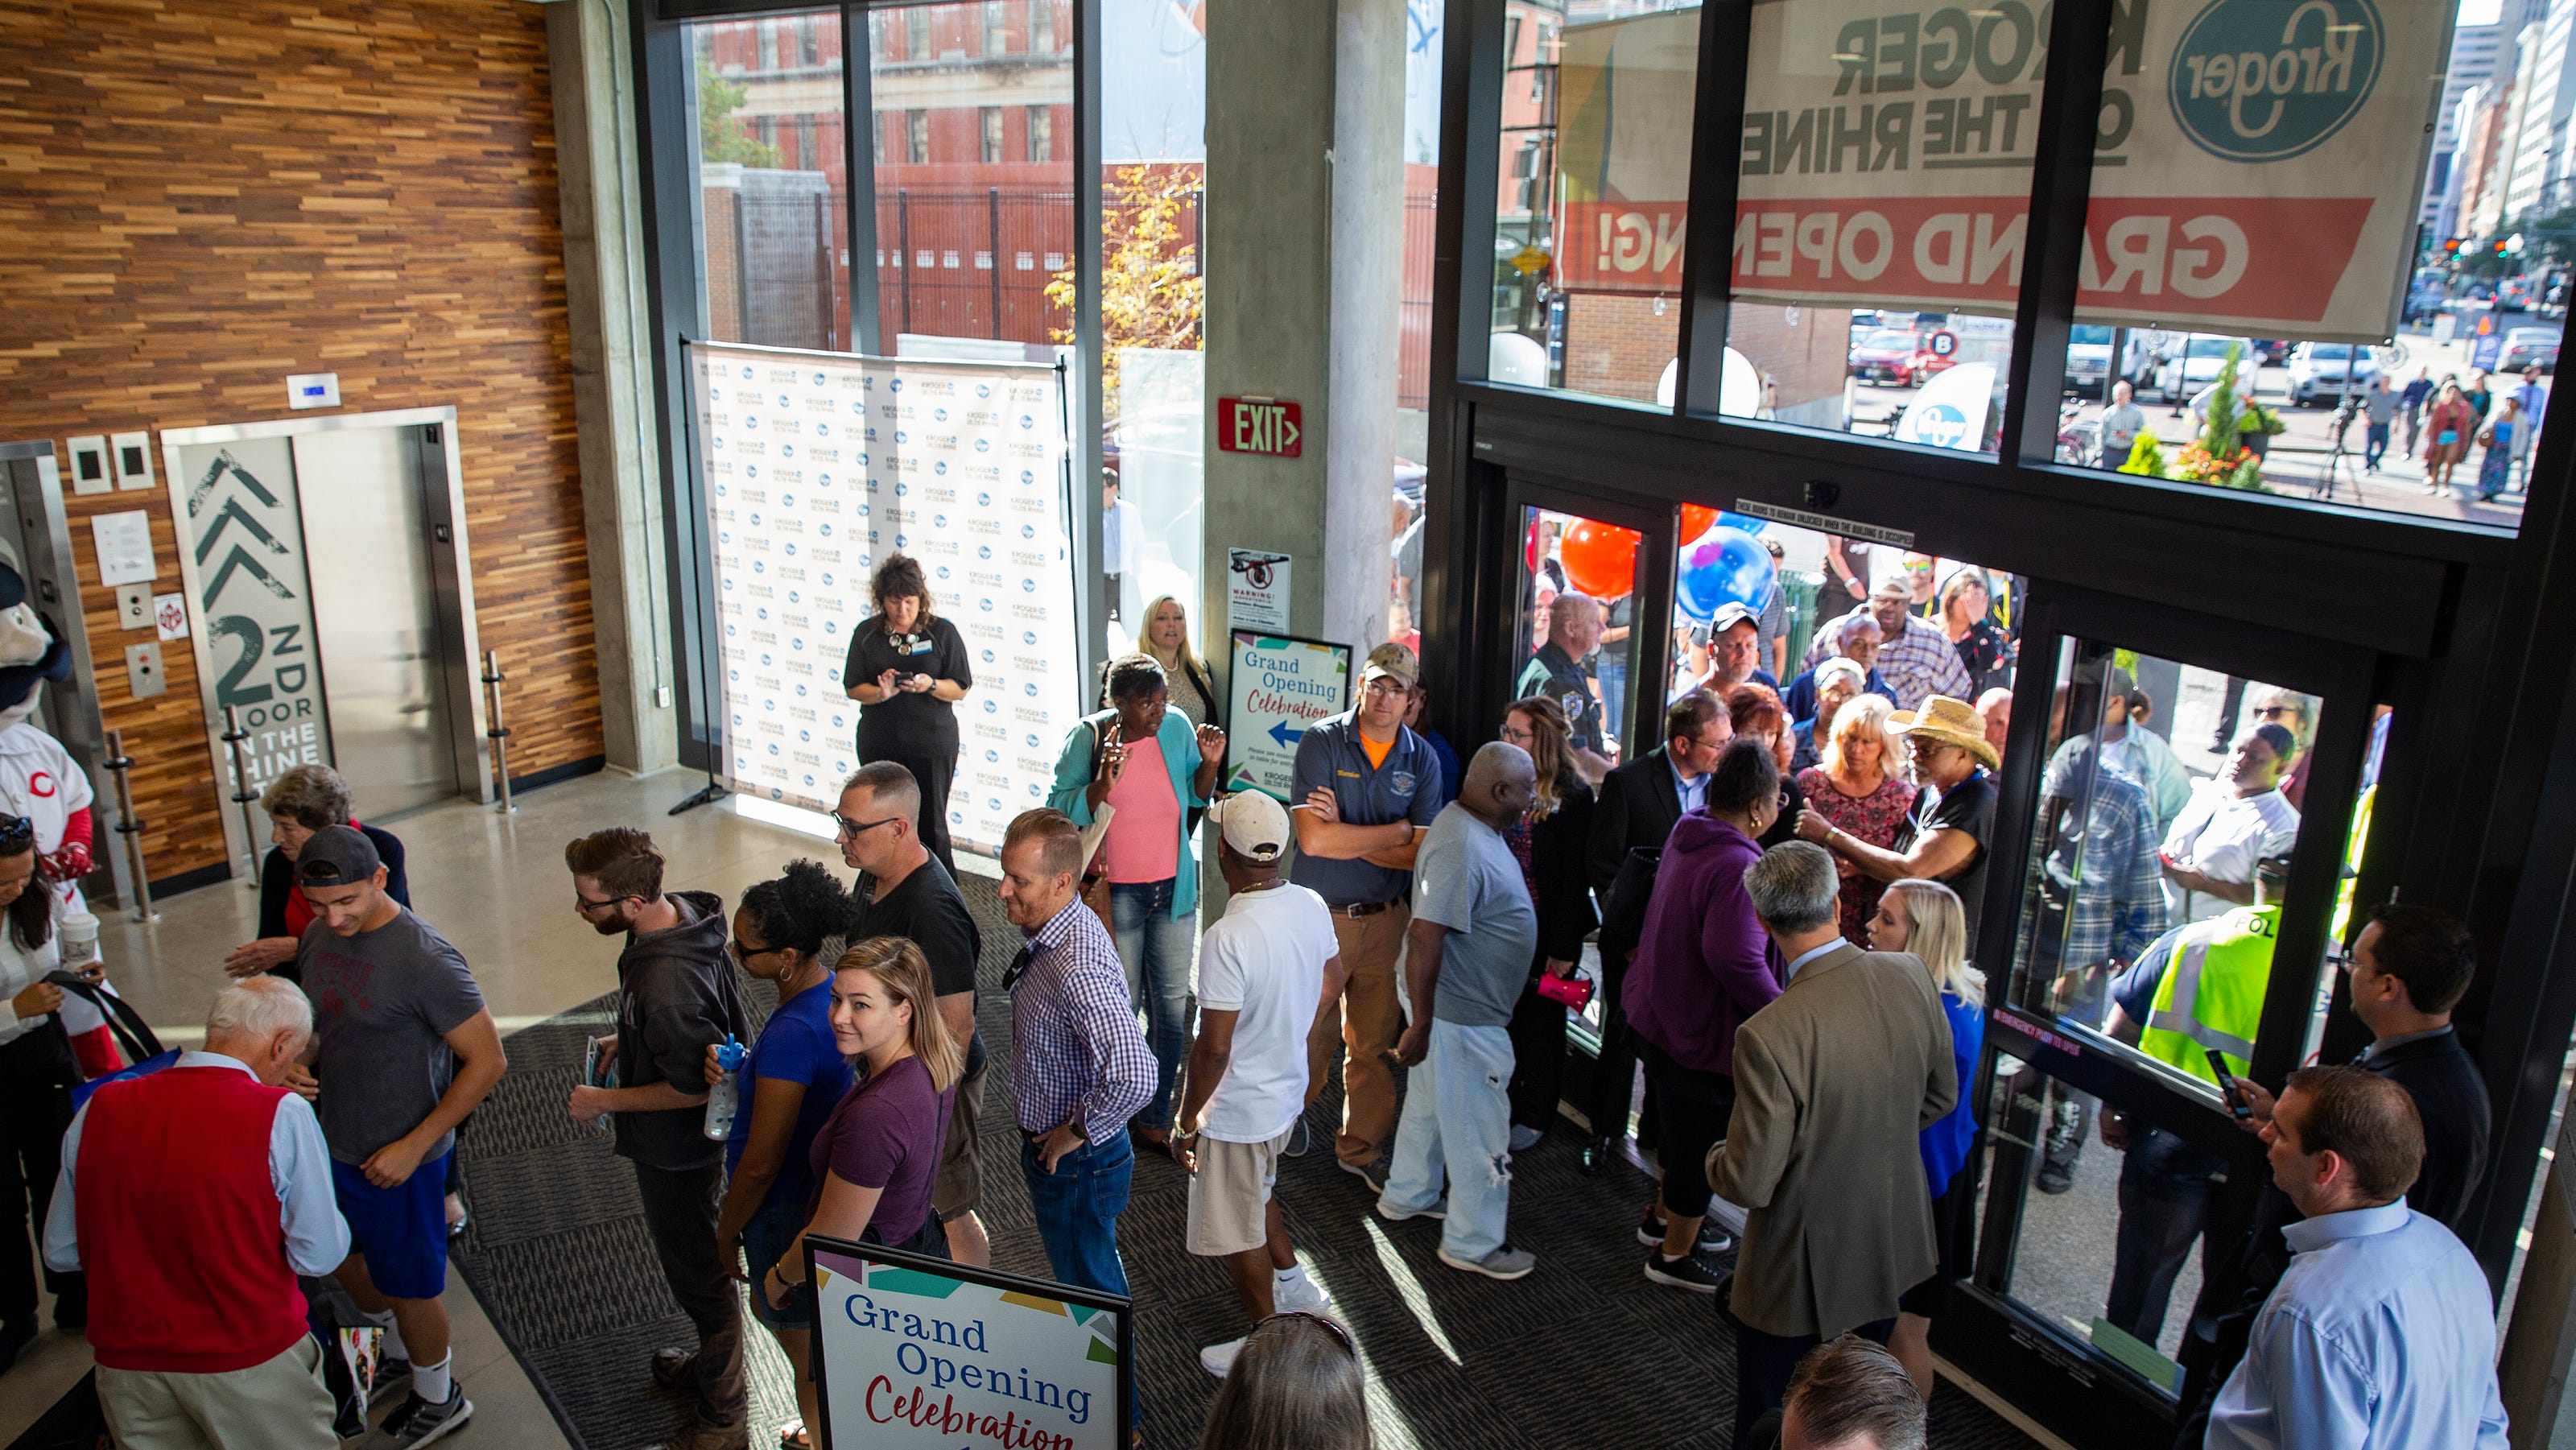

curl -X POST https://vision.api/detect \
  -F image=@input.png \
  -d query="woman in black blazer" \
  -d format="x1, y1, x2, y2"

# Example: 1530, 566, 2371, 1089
1499, 696, 1600, 1149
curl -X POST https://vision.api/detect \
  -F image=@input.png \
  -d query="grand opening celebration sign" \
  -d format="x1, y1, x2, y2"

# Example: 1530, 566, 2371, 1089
1224, 631, 1350, 802
1557, 0, 2451, 339
688, 341, 1083, 857
807, 1239, 1130, 1450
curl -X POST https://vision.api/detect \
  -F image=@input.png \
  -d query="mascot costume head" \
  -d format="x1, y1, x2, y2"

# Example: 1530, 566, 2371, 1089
0, 563, 74, 731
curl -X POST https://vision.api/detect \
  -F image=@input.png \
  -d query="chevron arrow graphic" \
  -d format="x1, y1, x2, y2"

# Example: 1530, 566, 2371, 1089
194, 498, 291, 566
202, 544, 297, 602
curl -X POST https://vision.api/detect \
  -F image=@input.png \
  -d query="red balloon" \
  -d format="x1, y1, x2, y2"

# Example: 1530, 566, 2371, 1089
1680, 503, 1719, 541
1560, 519, 1641, 599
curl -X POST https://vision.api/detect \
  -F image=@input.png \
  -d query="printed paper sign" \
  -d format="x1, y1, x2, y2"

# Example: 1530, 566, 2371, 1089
810, 1241, 1128, 1450
1556, 0, 2450, 339
1225, 548, 1292, 633
1224, 630, 1350, 802
89, 511, 156, 587
689, 342, 1082, 858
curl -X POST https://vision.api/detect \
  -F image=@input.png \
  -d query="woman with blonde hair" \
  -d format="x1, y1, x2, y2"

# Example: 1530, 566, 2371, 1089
1192, 1312, 1368, 1450
1868, 878, 1985, 1399
762, 936, 963, 1326
1794, 694, 1916, 943
1499, 696, 1597, 1148
1134, 594, 1219, 726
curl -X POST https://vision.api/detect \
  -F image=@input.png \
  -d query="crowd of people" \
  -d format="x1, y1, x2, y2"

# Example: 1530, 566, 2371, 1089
0, 540, 2520, 1450
2363, 362, 2547, 502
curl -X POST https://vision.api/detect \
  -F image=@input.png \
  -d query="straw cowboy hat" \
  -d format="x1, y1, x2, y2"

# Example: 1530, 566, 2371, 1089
1888, 694, 2000, 772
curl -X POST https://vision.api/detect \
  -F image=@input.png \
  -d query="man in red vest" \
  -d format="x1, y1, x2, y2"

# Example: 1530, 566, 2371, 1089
43, 976, 349, 1448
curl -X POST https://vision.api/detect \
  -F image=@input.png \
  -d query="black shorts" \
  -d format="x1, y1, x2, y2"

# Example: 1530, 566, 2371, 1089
1639, 1038, 1735, 1221
1898, 1170, 1967, 1319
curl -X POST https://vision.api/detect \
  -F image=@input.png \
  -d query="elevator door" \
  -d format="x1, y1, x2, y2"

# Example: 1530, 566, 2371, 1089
291, 428, 459, 816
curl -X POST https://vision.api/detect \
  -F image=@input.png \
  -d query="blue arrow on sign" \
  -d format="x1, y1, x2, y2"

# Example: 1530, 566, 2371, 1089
1268, 719, 1305, 749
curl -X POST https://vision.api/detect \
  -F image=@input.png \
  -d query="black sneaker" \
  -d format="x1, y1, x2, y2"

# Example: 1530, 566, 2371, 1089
1636, 1208, 1732, 1255
1643, 1247, 1730, 1295
2034, 1161, 2075, 1196
1282, 1118, 1311, 1159
368, 1356, 414, 1410
380, 1383, 473, 1447
1339, 1155, 1390, 1194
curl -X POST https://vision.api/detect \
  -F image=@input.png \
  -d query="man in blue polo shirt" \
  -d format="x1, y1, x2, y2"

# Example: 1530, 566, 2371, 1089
1291, 642, 1442, 1186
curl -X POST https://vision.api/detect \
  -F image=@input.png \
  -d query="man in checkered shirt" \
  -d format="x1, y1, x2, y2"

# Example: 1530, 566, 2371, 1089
997, 809, 1155, 1305
1801, 577, 1973, 713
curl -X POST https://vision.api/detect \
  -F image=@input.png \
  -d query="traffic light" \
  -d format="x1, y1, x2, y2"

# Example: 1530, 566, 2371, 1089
2445, 238, 2466, 255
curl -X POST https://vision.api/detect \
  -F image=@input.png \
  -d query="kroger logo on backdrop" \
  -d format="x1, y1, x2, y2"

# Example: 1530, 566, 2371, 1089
2169, 0, 2382, 161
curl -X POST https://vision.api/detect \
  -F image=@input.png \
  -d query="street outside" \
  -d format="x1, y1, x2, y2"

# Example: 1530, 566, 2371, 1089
1844, 324, 2550, 527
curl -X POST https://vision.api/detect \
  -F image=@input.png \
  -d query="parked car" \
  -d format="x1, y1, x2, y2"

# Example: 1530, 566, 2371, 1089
2286, 342, 2383, 405
2151, 335, 2259, 402
2500, 327, 2561, 374
2065, 324, 2113, 398
1848, 328, 1927, 385
2253, 339, 2292, 366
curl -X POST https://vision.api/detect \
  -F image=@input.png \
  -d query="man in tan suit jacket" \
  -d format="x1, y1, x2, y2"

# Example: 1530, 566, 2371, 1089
1709, 841, 1958, 1444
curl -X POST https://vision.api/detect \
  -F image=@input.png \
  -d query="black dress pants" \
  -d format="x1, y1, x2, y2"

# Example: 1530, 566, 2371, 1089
0, 1025, 83, 1324
873, 743, 958, 879
633, 1161, 746, 1427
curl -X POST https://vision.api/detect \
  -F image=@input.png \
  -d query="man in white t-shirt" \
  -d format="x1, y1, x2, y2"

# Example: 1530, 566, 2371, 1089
1174, 791, 1344, 1378
2159, 722, 2301, 925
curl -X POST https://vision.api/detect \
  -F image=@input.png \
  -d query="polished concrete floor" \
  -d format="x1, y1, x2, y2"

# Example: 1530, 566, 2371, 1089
2, 767, 857, 1450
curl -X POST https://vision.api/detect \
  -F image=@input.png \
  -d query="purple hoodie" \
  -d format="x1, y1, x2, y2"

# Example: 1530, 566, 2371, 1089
1624, 812, 1785, 1077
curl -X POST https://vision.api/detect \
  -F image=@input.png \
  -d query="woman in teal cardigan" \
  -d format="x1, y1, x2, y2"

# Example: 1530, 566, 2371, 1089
1048, 655, 1224, 1146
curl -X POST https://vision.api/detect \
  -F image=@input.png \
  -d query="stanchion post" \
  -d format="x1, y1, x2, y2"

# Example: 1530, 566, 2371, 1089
220, 705, 262, 889
482, 649, 514, 813
101, 729, 156, 923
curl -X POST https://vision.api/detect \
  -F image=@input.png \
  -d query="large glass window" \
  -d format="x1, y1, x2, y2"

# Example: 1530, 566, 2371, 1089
867, 2, 1071, 351
688, 10, 849, 352
1488, 0, 1702, 407
2050, 0, 2557, 526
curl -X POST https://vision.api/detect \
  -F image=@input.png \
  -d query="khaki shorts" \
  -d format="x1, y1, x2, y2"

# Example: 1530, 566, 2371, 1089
1187, 1128, 1290, 1257
934, 1052, 986, 1221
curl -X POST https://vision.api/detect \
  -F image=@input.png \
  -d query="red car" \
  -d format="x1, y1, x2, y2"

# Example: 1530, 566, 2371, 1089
1848, 328, 1934, 386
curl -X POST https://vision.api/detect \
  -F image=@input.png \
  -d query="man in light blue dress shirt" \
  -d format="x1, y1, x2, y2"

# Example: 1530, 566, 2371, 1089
2208, 1064, 2508, 1450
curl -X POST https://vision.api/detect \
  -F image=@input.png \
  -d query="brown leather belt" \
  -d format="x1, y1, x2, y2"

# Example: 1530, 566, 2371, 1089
1330, 899, 1395, 919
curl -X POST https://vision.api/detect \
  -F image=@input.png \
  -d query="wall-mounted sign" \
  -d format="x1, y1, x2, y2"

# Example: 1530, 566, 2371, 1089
109, 432, 154, 492
287, 374, 341, 411
166, 437, 331, 799
1731, 498, 1914, 550
1215, 396, 1302, 457
65, 437, 109, 498
1225, 547, 1292, 633
89, 511, 156, 588
1224, 630, 1350, 803
808, 1237, 1130, 1450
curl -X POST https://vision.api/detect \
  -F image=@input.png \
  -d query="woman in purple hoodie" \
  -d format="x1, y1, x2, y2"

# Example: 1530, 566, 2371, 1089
1621, 738, 1787, 1295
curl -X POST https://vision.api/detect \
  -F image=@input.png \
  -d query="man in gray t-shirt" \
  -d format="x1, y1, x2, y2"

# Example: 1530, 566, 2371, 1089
1378, 744, 1542, 1281
291, 826, 504, 1431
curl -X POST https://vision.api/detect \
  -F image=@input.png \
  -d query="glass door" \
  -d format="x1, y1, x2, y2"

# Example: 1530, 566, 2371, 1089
1934, 586, 2379, 1449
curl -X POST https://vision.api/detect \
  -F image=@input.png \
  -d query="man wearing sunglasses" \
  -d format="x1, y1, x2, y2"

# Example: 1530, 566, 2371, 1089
563, 828, 750, 1450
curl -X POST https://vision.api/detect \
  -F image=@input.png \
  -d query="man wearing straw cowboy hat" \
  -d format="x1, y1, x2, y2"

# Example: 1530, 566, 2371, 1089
1794, 694, 2001, 943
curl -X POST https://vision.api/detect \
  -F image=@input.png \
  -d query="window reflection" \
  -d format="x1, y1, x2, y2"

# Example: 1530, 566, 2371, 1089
688, 11, 849, 352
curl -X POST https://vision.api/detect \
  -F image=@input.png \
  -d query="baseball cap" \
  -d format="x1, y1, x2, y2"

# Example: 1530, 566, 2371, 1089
1708, 601, 1760, 634
1207, 791, 1292, 863
295, 825, 382, 890
1362, 642, 1418, 688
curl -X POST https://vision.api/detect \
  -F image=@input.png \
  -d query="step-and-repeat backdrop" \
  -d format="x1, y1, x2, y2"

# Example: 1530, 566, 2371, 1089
687, 341, 1083, 858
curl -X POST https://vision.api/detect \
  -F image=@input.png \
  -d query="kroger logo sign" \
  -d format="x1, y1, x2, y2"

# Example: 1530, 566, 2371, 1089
2169, 0, 2381, 162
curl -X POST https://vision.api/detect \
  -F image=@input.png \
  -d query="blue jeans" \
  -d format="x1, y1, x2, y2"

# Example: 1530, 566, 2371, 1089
2365, 420, 2389, 469
1109, 878, 1195, 1130
1019, 1135, 1140, 1432
1596, 653, 1627, 741
1381, 1019, 1517, 1261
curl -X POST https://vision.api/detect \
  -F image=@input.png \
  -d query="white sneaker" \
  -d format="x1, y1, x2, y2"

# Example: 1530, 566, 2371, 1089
1274, 1275, 1331, 1316
1201, 1337, 1246, 1377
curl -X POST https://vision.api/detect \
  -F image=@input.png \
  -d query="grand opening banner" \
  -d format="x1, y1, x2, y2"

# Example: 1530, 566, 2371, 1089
688, 341, 1083, 858
1556, 0, 2453, 340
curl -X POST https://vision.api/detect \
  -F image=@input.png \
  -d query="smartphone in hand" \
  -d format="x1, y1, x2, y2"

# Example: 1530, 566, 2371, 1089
2203, 1047, 2254, 1122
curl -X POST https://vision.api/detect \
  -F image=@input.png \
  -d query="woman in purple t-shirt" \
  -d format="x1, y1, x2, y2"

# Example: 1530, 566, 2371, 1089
762, 936, 962, 1322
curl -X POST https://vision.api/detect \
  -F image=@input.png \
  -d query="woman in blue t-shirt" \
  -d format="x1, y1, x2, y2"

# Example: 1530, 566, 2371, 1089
702, 860, 856, 1450
1870, 878, 1986, 1401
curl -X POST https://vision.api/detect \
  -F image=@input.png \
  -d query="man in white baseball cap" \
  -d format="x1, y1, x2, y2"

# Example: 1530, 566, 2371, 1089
1174, 791, 1345, 1376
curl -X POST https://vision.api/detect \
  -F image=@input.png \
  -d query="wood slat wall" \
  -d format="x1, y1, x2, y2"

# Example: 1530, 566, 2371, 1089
0, 0, 603, 881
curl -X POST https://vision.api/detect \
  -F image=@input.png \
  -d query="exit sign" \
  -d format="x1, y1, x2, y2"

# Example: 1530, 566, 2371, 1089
1217, 396, 1302, 457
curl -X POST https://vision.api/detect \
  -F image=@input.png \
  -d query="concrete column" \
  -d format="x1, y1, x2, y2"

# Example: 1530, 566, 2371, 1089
549, 0, 679, 775
1203, 0, 1408, 665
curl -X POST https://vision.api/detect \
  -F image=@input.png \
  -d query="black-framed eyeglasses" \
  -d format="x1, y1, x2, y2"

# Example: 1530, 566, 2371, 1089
573, 890, 636, 915
2254, 705, 2299, 719
0, 816, 32, 849
1254, 1310, 1356, 1360
832, 811, 904, 840
729, 938, 792, 962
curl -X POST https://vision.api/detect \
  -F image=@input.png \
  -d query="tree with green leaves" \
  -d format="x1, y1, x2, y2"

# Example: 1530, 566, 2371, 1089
698, 61, 781, 168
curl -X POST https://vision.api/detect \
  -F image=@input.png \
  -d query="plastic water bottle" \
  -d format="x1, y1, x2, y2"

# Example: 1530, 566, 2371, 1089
704, 1036, 747, 1140
56, 909, 99, 974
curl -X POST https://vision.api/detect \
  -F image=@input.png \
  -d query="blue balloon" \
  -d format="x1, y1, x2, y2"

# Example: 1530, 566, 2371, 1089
1715, 511, 1767, 535
1675, 526, 1778, 622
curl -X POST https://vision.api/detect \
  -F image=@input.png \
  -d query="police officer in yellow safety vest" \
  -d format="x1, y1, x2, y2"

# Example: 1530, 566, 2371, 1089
2092, 854, 2293, 1348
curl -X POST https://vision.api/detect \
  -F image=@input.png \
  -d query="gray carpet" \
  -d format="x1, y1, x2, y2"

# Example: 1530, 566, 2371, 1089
450, 872, 2041, 1450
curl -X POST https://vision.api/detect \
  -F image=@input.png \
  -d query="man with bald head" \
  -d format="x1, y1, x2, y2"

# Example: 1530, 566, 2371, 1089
1377, 743, 1542, 1280
1517, 591, 1613, 781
